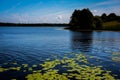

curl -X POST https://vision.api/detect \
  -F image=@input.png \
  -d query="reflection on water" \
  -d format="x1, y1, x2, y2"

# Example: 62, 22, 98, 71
70, 31, 93, 52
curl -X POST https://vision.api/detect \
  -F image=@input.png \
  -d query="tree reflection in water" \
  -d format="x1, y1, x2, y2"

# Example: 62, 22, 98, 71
70, 31, 93, 53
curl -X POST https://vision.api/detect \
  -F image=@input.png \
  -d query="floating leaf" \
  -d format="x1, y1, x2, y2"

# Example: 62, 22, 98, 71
28, 67, 33, 71
11, 79, 16, 80
22, 64, 28, 68
0, 67, 8, 72
32, 65, 37, 68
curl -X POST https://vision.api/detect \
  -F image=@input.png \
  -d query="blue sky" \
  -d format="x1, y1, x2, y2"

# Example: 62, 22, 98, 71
0, 0, 120, 23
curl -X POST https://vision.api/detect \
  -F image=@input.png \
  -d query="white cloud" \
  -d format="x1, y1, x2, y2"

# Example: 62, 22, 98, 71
57, 15, 62, 20
92, 10, 98, 13
2, 10, 71, 23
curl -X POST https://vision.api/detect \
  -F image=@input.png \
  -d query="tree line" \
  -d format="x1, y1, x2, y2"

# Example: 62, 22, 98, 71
69, 8, 120, 30
0, 23, 68, 26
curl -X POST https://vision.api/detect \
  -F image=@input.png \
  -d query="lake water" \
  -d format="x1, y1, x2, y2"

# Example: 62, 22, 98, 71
0, 27, 120, 80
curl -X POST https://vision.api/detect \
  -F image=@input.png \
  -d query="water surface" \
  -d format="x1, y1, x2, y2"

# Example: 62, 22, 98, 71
0, 27, 120, 79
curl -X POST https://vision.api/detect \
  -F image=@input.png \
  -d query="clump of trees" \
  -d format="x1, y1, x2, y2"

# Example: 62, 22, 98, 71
94, 16, 103, 29
70, 9, 94, 30
69, 8, 120, 30
101, 13, 120, 22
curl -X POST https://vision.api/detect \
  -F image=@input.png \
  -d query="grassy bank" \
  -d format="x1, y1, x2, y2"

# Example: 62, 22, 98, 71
103, 21, 120, 30
67, 21, 120, 31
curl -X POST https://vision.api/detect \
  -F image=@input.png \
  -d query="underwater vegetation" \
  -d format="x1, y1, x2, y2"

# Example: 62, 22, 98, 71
0, 52, 120, 80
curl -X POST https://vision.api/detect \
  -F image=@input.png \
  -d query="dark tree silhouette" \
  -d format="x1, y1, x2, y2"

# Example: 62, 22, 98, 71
94, 16, 103, 29
70, 8, 94, 30
101, 13, 107, 22
69, 9, 81, 29
108, 13, 117, 21
101, 13, 120, 22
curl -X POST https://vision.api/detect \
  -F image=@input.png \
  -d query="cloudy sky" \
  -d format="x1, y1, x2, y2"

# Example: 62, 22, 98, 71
0, 0, 120, 23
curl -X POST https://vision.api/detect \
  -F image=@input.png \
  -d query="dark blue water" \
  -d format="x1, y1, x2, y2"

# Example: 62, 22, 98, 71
0, 27, 120, 79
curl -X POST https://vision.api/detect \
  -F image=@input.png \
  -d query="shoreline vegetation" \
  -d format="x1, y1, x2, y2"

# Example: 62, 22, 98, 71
0, 22, 120, 31
0, 8, 120, 31
69, 8, 120, 31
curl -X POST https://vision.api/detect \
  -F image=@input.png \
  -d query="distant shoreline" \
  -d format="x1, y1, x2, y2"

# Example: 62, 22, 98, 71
0, 23, 69, 27
65, 28, 120, 31
0, 22, 120, 31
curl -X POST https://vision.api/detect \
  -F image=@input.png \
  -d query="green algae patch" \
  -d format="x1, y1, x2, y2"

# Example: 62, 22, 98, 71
12, 62, 17, 65
22, 64, 28, 68
40, 59, 61, 70
11, 79, 16, 80
28, 67, 33, 71
32, 65, 37, 68
0, 53, 119, 80
0, 66, 22, 72
0, 67, 8, 72
9, 67, 21, 71
25, 53, 117, 80
26, 70, 69, 80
